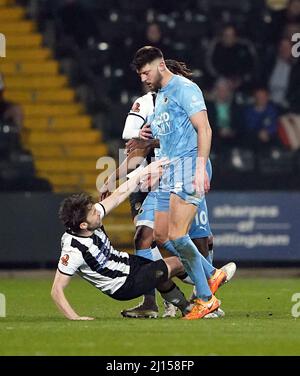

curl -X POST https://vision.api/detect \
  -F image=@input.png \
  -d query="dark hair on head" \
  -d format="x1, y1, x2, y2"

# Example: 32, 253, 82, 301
59, 192, 94, 233
165, 59, 193, 79
131, 46, 164, 71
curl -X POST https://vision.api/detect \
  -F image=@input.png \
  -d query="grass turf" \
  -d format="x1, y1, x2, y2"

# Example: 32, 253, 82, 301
0, 275, 299, 355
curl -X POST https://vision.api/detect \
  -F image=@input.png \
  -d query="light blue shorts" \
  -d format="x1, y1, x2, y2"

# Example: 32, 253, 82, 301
158, 154, 212, 207
137, 190, 211, 239
136, 191, 157, 229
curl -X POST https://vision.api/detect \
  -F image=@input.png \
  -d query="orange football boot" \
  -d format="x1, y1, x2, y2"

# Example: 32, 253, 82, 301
182, 295, 220, 320
208, 269, 227, 294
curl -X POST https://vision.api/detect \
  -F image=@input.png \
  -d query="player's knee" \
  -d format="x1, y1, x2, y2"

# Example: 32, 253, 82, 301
168, 222, 189, 241
168, 229, 187, 241
134, 226, 153, 250
163, 258, 184, 278
153, 229, 168, 247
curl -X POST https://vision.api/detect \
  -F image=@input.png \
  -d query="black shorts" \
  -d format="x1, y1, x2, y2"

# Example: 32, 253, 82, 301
109, 255, 168, 301
129, 191, 148, 219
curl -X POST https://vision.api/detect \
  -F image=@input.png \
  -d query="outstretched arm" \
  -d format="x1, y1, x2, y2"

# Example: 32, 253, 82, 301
51, 270, 94, 320
99, 148, 148, 200
98, 159, 167, 216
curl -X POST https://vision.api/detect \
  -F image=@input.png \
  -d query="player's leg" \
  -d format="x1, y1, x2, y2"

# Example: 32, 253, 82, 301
121, 192, 160, 318
129, 191, 148, 225
189, 200, 215, 279
120, 225, 159, 318
208, 235, 214, 264
165, 157, 220, 319
116, 255, 191, 317
153, 192, 179, 317
168, 193, 214, 300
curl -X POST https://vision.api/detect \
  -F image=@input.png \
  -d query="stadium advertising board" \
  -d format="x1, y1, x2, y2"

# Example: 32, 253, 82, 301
207, 192, 300, 262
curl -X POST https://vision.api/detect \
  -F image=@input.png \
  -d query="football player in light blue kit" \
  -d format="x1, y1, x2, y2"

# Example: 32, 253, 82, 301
132, 46, 225, 319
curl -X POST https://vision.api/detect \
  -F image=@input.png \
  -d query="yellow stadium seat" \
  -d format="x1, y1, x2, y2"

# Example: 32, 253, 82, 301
0, 62, 59, 75
26, 130, 102, 145
0, 6, 24, 20
31, 145, 108, 158
36, 159, 100, 173
5, 33, 42, 47
4, 75, 67, 89
24, 115, 91, 129
5, 48, 52, 61
23, 104, 83, 117
0, 0, 114, 206
0, 20, 35, 33
5, 89, 75, 103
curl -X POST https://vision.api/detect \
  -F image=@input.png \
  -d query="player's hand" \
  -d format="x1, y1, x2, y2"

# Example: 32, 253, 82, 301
139, 158, 169, 191
71, 316, 95, 321
98, 183, 111, 201
194, 167, 210, 196
204, 170, 210, 193
139, 124, 153, 139
125, 138, 152, 154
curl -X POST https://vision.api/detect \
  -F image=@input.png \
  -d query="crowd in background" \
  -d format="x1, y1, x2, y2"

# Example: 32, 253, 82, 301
2, 0, 300, 190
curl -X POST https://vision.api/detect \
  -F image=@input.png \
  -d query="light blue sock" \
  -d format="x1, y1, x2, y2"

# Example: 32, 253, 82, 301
136, 248, 154, 260
200, 253, 215, 279
136, 248, 155, 296
151, 246, 162, 261
170, 235, 212, 301
207, 250, 214, 265
165, 239, 215, 279
163, 240, 180, 257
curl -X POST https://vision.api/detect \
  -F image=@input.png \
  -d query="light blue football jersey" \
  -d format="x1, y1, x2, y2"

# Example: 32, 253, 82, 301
151, 75, 207, 159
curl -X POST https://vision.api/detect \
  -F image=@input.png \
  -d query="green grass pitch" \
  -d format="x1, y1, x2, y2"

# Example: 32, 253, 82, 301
0, 274, 299, 355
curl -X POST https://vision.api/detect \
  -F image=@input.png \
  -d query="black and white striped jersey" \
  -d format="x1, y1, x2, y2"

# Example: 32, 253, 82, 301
58, 228, 130, 295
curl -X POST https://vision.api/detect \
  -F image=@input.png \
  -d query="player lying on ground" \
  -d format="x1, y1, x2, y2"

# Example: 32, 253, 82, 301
51, 161, 228, 320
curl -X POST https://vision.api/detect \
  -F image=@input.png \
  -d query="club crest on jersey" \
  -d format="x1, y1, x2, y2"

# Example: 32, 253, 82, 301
131, 102, 140, 113
60, 254, 69, 266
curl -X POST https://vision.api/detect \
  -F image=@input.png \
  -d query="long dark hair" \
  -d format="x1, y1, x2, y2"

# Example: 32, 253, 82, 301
165, 59, 193, 79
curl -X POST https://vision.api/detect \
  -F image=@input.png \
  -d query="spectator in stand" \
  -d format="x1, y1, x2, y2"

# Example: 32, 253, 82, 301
243, 87, 280, 150
206, 24, 258, 92
0, 73, 23, 133
56, 0, 99, 50
266, 38, 300, 113
285, 0, 300, 23
134, 23, 173, 58
206, 78, 244, 152
270, 0, 300, 42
